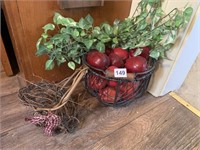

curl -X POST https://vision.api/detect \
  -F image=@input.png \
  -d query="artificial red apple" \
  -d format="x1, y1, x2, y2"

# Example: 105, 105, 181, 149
125, 56, 147, 73
113, 48, 128, 60
88, 74, 107, 90
105, 48, 113, 56
98, 87, 119, 103
109, 53, 124, 68
86, 50, 110, 70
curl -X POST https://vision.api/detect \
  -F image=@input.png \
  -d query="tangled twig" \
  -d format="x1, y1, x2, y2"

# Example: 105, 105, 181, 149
18, 66, 92, 135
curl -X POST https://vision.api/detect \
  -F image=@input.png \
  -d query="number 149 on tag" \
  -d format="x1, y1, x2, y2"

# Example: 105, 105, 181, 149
114, 68, 127, 78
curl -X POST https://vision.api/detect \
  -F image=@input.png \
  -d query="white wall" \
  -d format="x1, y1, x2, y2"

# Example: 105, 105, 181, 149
162, 12, 200, 95
129, 0, 200, 97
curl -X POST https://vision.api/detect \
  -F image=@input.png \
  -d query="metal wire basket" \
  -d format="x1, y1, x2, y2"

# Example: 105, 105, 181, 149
83, 56, 156, 107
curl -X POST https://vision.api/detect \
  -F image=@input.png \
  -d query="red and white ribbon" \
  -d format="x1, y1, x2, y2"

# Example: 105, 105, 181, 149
25, 112, 61, 136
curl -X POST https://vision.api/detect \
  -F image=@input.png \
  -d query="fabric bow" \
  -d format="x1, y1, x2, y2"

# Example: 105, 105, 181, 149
25, 112, 61, 136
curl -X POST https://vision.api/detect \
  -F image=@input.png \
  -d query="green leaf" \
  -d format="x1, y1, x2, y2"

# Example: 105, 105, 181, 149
163, 31, 177, 46
113, 19, 120, 26
175, 14, 183, 27
183, 7, 193, 17
152, 28, 161, 37
137, 20, 148, 30
36, 37, 43, 50
64, 34, 71, 43
112, 37, 118, 44
78, 18, 86, 29
83, 39, 94, 50
53, 12, 62, 24
78, 17, 91, 30
151, 16, 160, 29
134, 48, 142, 56
160, 51, 167, 59
53, 12, 76, 27
165, 21, 173, 27
164, 43, 173, 51
45, 59, 55, 70
93, 27, 101, 35
121, 45, 129, 50
36, 45, 46, 56
44, 41, 53, 46
113, 26, 119, 35
148, 0, 161, 6
55, 55, 66, 66
42, 23, 55, 33
60, 27, 66, 33
148, 0, 156, 4
183, 7, 193, 23
80, 30, 86, 36
98, 34, 111, 43
101, 23, 112, 35
46, 44, 53, 50
72, 29, 79, 37
155, 8, 164, 17
67, 46, 79, 57
41, 33, 48, 39
85, 14, 94, 25
135, 41, 150, 47
136, 12, 147, 22
68, 61, 76, 70
61, 26, 73, 34
50, 33, 62, 40
73, 57, 81, 64
171, 30, 177, 39
150, 51, 160, 60
96, 42, 105, 53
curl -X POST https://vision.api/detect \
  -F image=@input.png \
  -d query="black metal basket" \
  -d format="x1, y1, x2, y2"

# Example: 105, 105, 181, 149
83, 56, 156, 107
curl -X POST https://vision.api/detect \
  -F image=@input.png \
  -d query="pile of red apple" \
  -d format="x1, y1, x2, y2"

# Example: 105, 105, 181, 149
86, 47, 150, 104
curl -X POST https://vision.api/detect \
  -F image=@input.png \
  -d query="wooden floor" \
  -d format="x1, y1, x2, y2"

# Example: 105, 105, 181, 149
0, 72, 200, 150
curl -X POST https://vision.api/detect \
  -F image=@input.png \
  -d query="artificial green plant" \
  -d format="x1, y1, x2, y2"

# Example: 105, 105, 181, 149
36, 0, 193, 70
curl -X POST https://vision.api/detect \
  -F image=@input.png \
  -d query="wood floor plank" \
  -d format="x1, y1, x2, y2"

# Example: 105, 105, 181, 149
87, 98, 200, 150
0, 93, 31, 133
1, 67, 200, 150
1, 94, 170, 150
0, 72, 20, 97
133, 100, 200, 150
